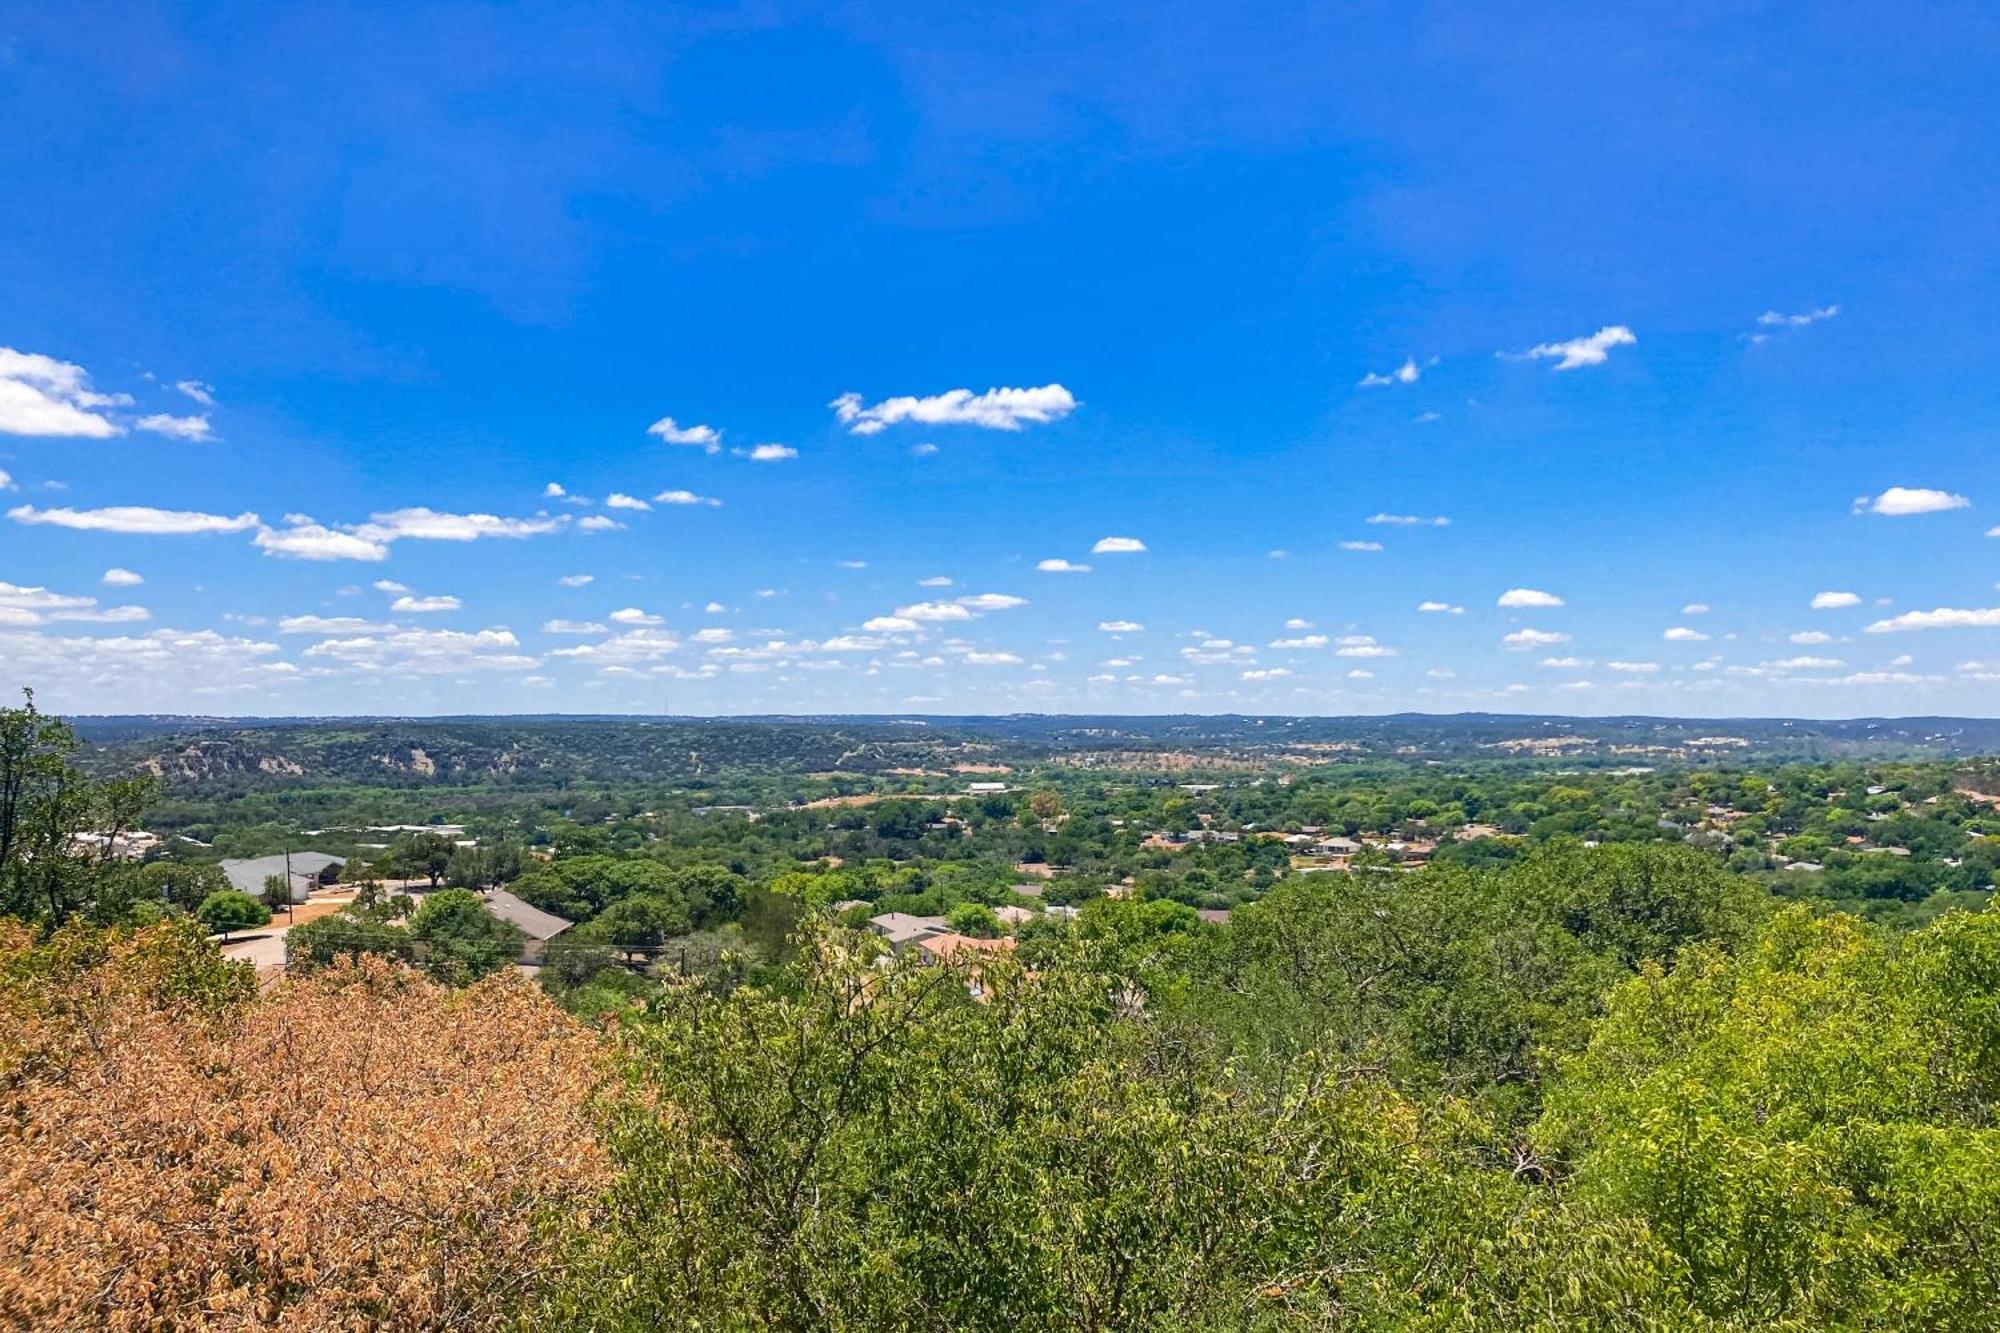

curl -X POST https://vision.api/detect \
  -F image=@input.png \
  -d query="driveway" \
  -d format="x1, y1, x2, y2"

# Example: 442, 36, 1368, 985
212, 893, 361, 972
217, 924, 293, 971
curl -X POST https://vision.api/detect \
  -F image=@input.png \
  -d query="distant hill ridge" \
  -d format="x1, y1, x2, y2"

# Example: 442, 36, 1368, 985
74, 712, 2000, 790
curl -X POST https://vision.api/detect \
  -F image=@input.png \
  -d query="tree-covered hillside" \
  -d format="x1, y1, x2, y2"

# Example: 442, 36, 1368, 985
8, 692, 2000, 1328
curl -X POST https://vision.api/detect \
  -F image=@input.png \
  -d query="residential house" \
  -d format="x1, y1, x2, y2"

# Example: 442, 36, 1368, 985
482, 889, 575, 965
869, 911, 950, 948
220, 852, 347, 904
914, 931, 1016, 999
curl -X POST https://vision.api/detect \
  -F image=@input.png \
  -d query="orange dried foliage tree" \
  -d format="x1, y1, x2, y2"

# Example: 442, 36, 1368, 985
0, 919, 606, 1331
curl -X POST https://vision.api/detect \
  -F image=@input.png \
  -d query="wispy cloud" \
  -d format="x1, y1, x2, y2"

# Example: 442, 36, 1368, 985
1358, 357, 1433, 388
1757, 305, 1839, 328
135, 413, 213, 442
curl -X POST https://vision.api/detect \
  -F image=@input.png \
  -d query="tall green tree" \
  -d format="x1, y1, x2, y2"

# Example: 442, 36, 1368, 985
0, 690, 157, 925
409, 888, 525, 983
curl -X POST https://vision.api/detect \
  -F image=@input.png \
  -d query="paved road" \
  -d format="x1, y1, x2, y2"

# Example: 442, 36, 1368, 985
216, 923, 293, 971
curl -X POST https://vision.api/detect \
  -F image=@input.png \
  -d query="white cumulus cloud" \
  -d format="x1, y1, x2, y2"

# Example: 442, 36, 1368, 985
1091, 536, 1147, 554
254, 521, 389, 562
1503, 628, 1570, 650
1865, 607, 2000, 634
1037, 558, 1091, 573
12, 504, 260, 535
1498, 588, 1564, 608
832, 385, 1077, 435
391, 594, 461, 613
894, 600, 974, 622
0, 347, 130, 438
957, 593, 1028, 612
1811, 591, 1862, 610
355, 508, 567, 543
647, 417, 721, 452
1520, 325, 1636, 371
1855, 486, 1969, 516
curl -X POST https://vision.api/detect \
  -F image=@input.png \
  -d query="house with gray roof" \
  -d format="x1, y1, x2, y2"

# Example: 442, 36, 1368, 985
482, 889, 574, 964
220, 852, 346, 903
868, 911, 950, 948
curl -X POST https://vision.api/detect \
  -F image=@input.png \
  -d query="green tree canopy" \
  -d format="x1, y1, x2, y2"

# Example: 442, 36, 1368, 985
196, 890, 270, 940
409, 889, 525, 983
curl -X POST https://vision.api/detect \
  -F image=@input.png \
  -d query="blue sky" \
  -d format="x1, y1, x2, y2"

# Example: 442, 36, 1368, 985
4, 1, 2000, 716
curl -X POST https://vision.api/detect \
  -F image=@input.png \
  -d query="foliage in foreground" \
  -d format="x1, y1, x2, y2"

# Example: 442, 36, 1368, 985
4, 847, 2000, 1330
0, 919, 604, 1332
541, 895, 2000, 1330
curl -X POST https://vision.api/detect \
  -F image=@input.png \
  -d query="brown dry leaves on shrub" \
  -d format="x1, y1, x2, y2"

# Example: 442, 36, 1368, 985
0, 920, 606, 1331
